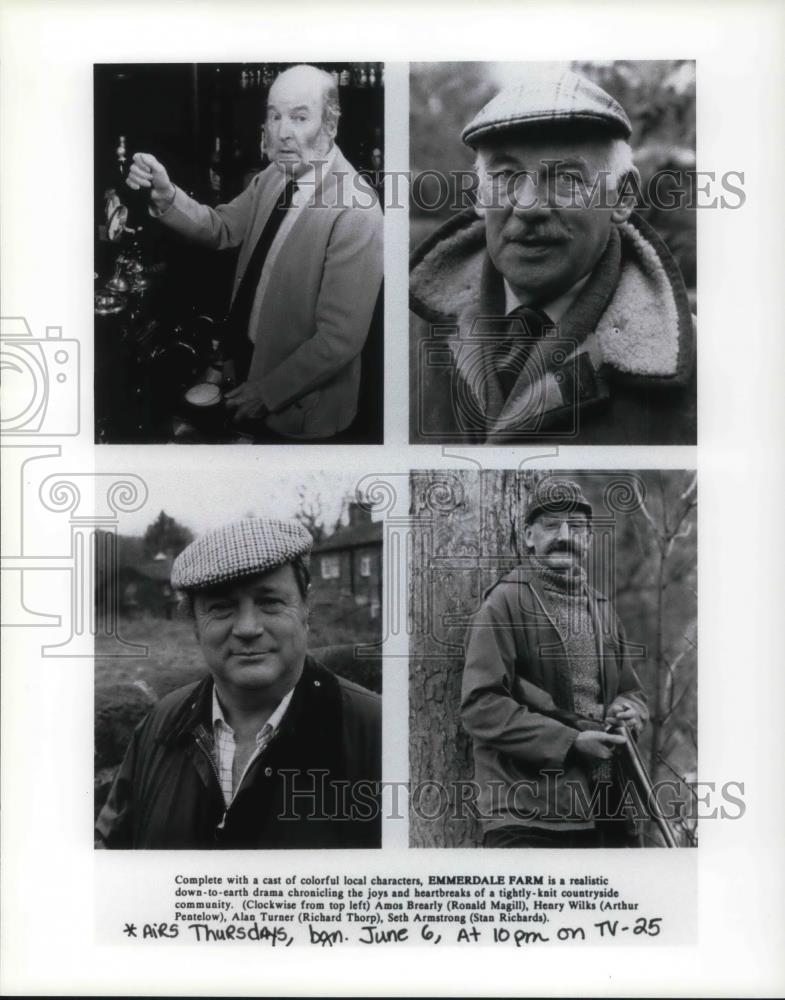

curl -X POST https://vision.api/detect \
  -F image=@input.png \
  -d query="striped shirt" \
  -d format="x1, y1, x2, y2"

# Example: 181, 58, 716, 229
211, 686, 294, 806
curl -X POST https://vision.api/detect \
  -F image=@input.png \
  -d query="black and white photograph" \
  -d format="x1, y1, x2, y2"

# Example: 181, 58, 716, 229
409, 470, 698, 848
93, 468, 383, 849
3, 0, 785, 993
94, 62, 384, 445
410, 61, 697, 444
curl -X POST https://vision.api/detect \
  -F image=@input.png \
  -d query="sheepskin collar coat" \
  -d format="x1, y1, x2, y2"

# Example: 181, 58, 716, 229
410, 210, 696, 444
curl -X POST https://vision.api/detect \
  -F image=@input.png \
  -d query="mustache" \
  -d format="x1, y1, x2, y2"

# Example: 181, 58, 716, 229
546, 541, 581, 555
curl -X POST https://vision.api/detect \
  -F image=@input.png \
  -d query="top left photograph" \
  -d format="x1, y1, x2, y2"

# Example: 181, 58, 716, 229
93, 62, 385, 445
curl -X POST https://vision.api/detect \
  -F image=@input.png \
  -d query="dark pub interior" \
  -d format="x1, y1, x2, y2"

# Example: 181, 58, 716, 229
93, 62, 384, 444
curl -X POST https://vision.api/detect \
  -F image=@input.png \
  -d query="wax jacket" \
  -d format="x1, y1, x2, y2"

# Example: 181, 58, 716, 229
460, 565, 648, 832
155, 147, 383, 439
410, 210, 696, 444
95, 656, 381, 849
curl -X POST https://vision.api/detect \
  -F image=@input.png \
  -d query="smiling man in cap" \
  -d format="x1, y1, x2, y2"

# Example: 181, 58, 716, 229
96, 517, 381, 849
410, 65, 696, 444
461, 477, 649, 847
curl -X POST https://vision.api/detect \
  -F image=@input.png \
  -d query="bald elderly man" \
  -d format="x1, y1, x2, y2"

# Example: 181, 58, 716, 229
128, 64, 383, 442
95, 518, 381, 849
410, 66, 696, 445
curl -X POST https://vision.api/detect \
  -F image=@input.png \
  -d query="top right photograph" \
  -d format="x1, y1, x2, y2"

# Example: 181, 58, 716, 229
409, 60, 697, 445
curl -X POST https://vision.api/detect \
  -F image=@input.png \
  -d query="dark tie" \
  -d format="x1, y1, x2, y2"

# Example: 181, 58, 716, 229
497, 305, 551, 398
223, 178, 297, 381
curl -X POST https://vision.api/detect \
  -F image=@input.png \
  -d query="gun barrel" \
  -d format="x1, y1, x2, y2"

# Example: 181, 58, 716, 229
621, 727, 679, 848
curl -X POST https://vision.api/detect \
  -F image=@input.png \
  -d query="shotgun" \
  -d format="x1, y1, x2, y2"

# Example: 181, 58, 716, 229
615, 723, 679, 848
513, 676, 680, 847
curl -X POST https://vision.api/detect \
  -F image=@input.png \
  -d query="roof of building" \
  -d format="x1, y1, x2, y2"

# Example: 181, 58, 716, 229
312, 519, 383, 553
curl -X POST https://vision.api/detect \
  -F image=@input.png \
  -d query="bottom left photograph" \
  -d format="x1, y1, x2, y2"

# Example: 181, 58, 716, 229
93, 463, 383, 850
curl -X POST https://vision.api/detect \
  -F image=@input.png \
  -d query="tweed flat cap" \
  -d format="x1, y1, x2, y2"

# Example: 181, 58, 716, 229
525, 478, 593, 525
462, 67, 632, 147
171, 517, 313, 591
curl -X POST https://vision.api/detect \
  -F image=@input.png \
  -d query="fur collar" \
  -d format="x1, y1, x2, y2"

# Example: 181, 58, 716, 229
410, 209, 694, 389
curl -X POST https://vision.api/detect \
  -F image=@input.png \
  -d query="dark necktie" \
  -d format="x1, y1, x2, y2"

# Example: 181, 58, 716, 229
223, 177, 297, 381
497, 305, 551, 398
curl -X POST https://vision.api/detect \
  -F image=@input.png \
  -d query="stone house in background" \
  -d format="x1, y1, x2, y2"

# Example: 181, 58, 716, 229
311, 503, 383, 621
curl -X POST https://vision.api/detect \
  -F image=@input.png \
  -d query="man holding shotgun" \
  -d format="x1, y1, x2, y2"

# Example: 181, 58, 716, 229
461, 476, 650, 847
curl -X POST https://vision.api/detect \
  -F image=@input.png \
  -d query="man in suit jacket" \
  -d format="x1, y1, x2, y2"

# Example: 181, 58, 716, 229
128, 64, 383, 441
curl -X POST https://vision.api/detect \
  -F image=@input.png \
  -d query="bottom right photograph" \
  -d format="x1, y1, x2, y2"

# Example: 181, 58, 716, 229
408, 469, 697, 849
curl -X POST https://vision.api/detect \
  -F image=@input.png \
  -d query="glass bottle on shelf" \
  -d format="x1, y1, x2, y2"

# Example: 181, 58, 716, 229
209, 137, 223, 201
116, 135, 127, 180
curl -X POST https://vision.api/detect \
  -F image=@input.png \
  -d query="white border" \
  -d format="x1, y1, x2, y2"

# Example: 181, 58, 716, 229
2, 0, 785, 995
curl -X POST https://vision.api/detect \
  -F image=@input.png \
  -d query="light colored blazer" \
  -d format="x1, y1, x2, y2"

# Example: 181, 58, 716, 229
155, 147, 383, 438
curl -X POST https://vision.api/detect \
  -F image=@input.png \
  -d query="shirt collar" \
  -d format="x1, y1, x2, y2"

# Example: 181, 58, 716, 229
211, 683, 295, 740
504, 272, 591, 324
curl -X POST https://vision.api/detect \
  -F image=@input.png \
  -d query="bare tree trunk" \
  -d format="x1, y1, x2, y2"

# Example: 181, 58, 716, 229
408, 470, 528, 847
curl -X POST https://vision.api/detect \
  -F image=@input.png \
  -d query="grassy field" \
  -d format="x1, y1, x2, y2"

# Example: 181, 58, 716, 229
95, 607, 381, 814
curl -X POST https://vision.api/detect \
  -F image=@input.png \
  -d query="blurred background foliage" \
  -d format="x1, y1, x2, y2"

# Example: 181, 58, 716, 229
579, 470, 698, 845
410, 60, 696, 296
575, 473, 697, 774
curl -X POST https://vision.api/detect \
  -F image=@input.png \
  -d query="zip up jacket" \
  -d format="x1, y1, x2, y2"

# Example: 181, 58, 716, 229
95, 656, 381, 849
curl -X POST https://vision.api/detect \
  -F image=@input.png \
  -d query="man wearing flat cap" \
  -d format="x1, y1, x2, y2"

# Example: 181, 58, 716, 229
461, 477, 649, 846
96, 517, 381, 849
411, 66, 696, 444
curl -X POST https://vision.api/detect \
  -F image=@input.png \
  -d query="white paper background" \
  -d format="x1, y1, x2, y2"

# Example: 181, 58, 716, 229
1, 0, 784, 995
